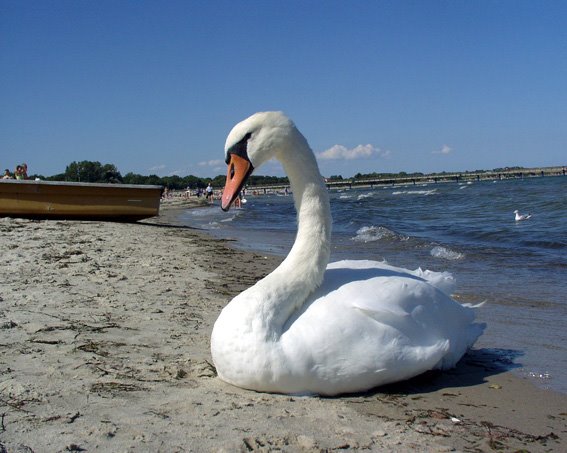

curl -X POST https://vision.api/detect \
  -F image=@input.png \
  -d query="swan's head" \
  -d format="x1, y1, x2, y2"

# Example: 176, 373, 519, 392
221, 111, 297, 211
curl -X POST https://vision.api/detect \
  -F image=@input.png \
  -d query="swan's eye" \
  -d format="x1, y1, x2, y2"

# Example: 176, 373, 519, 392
226, 132, 252, 164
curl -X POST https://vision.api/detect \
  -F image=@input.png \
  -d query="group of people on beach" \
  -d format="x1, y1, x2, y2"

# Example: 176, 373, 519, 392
163, 182, 217, 203
164, 182, 217, 201
2, 163, 28, 180
162, 182, 246, 208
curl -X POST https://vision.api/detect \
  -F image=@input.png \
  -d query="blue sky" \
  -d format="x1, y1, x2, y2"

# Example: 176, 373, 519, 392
1, 0, 566, 179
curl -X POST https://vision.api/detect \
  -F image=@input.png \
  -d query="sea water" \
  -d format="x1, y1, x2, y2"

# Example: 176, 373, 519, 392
180, 176, 567, 394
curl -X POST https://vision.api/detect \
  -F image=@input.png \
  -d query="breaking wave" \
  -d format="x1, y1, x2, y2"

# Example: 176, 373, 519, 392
352, 226, 409, 243
430, 245, 465, 260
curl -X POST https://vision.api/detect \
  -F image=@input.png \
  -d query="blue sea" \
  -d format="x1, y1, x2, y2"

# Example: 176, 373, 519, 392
180, 176, 567, 394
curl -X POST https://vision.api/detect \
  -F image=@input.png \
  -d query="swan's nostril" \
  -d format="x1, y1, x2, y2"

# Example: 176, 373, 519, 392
230, 164, 235, 179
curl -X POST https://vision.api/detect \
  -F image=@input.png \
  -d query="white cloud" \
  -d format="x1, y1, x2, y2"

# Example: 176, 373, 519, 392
316, 144, 390, 160
432, 145, 452, 155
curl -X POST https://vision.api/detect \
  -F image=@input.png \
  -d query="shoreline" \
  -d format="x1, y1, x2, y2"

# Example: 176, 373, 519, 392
1, 209, 566, 451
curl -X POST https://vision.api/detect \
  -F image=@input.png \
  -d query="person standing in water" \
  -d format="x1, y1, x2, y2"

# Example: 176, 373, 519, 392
206, 182, 214, 203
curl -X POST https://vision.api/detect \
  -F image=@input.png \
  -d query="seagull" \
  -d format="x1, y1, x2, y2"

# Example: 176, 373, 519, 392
514, 210, 532, 221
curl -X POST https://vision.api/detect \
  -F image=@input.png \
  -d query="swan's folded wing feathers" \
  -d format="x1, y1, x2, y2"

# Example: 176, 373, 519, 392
410, 267, 456, 296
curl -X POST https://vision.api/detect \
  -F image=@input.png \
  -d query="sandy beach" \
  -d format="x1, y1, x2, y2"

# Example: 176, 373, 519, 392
1, 201, 566, 452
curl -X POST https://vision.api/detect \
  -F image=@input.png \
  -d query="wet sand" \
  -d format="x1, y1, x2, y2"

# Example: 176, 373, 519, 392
1, 201, 566, 452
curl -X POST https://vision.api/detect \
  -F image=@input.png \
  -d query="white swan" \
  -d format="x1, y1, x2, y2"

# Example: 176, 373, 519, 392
211, 112, 485, 396
514, 209, 532, 221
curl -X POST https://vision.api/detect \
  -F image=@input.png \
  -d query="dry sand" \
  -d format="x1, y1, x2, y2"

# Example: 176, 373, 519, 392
1, 201, 566, 452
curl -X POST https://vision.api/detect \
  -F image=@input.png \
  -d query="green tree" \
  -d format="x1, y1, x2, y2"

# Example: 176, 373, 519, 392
101, 163, 123, 183
122, 172, 147, 185
210, 175, 227, 188
145, 174, 162, 186
183, 175, 206, 189
62, 161, 122, 183
65, 161, 98, 182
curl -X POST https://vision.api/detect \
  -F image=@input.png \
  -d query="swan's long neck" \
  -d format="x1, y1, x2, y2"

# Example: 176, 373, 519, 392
278, 140, 331, 288
250, 131, 331, 337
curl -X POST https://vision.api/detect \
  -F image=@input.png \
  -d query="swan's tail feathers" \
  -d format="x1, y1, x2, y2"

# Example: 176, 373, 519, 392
467, 322, 486, 347
437, 321, 486, 370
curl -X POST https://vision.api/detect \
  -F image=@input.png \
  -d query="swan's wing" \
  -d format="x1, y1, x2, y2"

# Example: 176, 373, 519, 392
278, 262, 486, 393
315, 262, 484, 365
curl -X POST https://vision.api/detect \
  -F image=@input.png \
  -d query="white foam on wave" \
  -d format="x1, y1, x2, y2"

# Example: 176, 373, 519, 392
352, 226, 409, 243
392, 189, 437, 196
357, 192, 374, 200
339, 195, 352, 199
430, 246, 465, 260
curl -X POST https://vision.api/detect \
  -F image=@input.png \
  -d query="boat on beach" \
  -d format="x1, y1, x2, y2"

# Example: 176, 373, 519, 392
0, 179, 163, 221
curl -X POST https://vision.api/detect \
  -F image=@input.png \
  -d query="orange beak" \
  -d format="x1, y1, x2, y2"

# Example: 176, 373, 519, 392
221, 153, 253, 211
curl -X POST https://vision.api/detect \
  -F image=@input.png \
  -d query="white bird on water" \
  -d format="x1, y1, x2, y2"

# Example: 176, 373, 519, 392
211, 112, 485, 396
514, 210, 532, 221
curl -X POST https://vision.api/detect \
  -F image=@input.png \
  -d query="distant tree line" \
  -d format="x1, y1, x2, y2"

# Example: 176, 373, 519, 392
37, 160, 290, 190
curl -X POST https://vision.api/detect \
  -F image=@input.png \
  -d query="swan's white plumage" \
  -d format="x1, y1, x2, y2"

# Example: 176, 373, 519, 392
211, 112, 485, 396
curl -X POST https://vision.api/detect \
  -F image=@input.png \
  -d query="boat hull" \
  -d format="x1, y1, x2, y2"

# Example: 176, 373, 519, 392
0, 180, 162, 221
